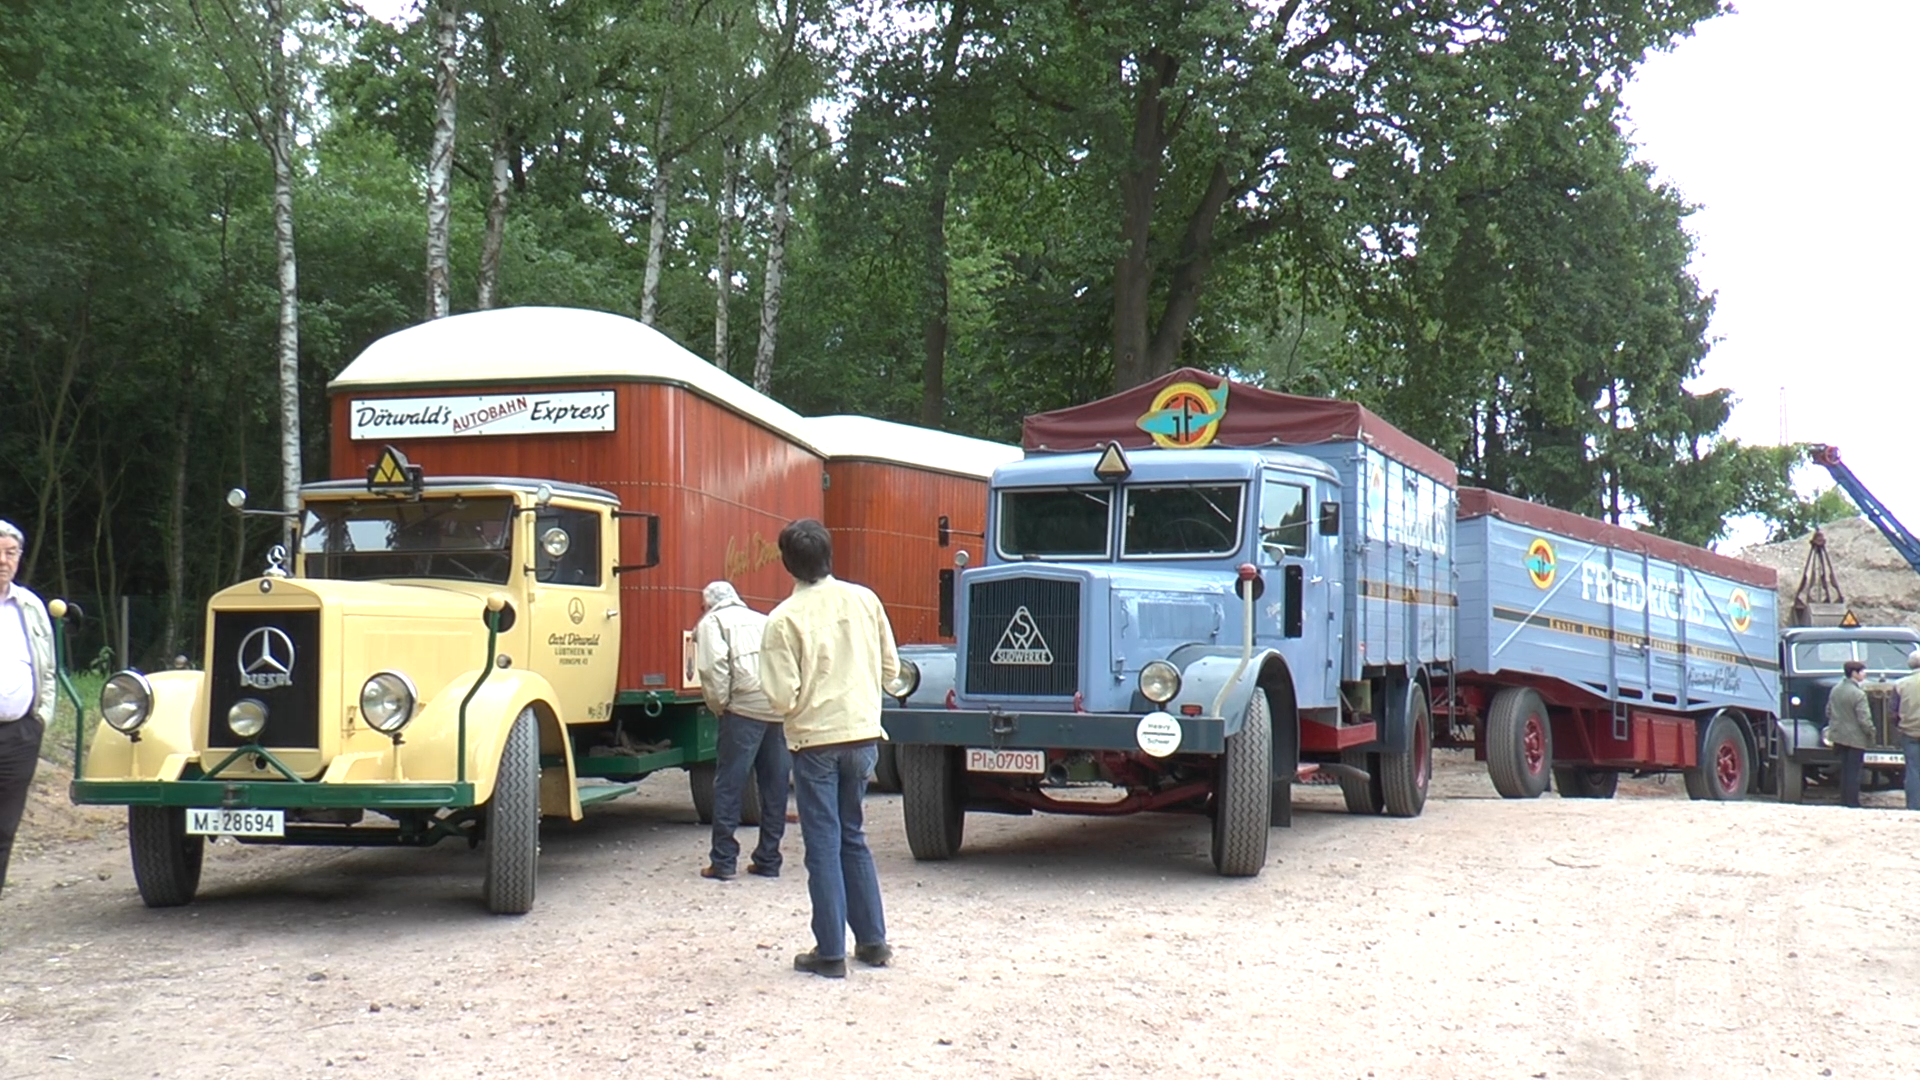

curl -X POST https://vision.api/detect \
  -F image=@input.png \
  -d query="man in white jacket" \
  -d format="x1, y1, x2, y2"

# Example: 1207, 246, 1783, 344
0, 519, 56, 897
693, 581, 790, 880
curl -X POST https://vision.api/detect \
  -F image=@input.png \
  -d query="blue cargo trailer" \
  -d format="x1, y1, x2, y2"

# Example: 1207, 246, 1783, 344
1447, 487, 1780, 800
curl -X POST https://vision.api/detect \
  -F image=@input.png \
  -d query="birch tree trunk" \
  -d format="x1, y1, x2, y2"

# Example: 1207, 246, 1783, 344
267, 0, 302, 549
425, 0, 458, 320
640, 86, 673, 327
476, 15, 509, 311
752, 117, 794, 396
713, 135, 737, 370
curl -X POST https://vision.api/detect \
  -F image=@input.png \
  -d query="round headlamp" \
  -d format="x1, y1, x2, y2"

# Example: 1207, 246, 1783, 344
227, 698, 268, 739
1139, 660, 1181, 704
884, 659, 921, 701
360, 671, 419, 734
100, 671, 154, 734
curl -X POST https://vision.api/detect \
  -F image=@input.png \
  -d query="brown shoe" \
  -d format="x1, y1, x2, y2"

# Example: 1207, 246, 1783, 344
700, 864, 735, 880
854, 942, 893, 967
746, 862, 780, 878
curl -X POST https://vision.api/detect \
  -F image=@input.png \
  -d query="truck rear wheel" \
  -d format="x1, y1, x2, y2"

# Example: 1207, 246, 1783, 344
1380, 692, 1432, 817
1339, 750, 1384, 815
899, 746, 965, 860
128, 806, 204, 908
1551, 767, 1618, 799
1211, 692, 1272, 877
687, 761, 763, 827
1486, 687, 1552, 799
1777, 753, 1805, 804
1683, 712, 1751, 802
484, 707, 541, 915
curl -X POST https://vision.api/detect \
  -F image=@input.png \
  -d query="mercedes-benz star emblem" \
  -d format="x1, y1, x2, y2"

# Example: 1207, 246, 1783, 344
568, 597, 586, 625
238, 626, 296, 690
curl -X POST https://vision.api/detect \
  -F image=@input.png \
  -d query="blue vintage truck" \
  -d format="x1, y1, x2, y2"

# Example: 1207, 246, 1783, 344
882, 369, 1783, 876
881, 369, 1458, 876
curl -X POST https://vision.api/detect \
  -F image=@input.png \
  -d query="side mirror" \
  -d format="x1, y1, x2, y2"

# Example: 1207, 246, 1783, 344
1319, 500, 1341, 537
613, 512, 662, 573
938, 514, 951, 547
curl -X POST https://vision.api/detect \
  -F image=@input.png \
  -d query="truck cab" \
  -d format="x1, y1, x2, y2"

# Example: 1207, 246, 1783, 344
884, 442, 1349, 876
72, 446, 655, 913
1773, 626, 1919, 801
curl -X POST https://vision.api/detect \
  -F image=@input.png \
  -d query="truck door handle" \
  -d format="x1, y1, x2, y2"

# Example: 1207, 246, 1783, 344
605, 609, 619, 619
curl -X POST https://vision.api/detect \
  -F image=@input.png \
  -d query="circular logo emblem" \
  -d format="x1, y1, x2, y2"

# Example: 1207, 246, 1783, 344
568, 597, 586, 625
237, 626, 296, 690
1136, 712, 1183, 758
1137, 380, 1227, 449
1729, 589, 1752, 634
1525, 538, 1556, 590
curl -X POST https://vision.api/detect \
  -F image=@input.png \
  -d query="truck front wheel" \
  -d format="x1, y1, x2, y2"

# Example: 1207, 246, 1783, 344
483, 707, 541, 915
128, 806, 204, 908
1486, 687, 1552, 799
1211, 692, 1272, 877
1776, 753, 1805, 804
899, 745, 965, 860
1684, 712, 1751, 802
1380, 692, 1432, 817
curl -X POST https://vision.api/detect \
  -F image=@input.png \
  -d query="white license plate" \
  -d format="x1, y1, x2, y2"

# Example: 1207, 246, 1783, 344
1863, 751, 1905, 767
965, 747, 1047, 774
186, 808, 285, 837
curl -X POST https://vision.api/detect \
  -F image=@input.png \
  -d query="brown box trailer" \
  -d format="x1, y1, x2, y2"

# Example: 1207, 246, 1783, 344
807, 415, 1022, 645
327, 306, 826, 698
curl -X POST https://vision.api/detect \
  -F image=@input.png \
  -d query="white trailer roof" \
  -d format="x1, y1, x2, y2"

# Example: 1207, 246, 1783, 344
804, 415, 1023, 480
328, 306, 822, 453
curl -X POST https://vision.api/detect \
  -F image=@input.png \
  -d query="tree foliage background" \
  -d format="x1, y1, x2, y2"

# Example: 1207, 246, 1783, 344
0, 0, 1829, 667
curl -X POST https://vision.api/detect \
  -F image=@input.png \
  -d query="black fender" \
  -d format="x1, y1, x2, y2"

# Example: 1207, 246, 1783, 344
1378, 669, 1431, 755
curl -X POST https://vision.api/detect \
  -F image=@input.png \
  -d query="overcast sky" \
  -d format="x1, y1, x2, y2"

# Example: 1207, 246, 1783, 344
1620, 0, 1919, 552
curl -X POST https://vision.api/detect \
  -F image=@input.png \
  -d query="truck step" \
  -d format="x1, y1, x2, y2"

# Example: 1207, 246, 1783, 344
576, 781, 639, 807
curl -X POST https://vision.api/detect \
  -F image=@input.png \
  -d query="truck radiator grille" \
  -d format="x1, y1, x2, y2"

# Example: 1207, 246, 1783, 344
965, 578, 1080, 697
208, 610, 322, 751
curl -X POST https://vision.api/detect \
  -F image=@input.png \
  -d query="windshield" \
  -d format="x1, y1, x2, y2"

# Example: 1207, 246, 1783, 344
1791, 638, 1920, 676
998, 488, 1112, 559
1123, 484, 1243, 558
301, 496, 515, 584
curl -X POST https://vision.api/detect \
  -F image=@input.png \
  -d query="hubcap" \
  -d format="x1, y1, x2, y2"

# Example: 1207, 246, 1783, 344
1714, 739, 1741, 792
1523, 715, 1546, 775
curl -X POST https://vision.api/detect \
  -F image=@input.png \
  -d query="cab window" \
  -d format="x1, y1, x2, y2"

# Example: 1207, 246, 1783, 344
536, 507, 602, 586
1259, 478, 1310, 564
1122, 484, 1243, 558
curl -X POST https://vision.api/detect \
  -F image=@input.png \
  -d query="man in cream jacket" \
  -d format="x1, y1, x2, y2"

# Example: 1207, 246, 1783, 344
0, 519, 56, 897
694, 581, 790, 880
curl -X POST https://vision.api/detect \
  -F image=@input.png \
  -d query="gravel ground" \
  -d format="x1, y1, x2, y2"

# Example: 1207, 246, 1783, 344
3, 751, 1918, 1080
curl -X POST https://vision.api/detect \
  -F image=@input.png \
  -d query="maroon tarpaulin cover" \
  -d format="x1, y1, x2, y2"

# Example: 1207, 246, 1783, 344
1457, 486, 1777, 590
1020, 367, 1459, 487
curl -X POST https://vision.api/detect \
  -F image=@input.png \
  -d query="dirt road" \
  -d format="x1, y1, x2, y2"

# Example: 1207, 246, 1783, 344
3, 753, 1918, 1080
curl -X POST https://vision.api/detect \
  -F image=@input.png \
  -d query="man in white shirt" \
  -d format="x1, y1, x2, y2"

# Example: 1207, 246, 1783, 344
760, 519, 900, 978
0, 519, 57, 897
693, 580, 789, 880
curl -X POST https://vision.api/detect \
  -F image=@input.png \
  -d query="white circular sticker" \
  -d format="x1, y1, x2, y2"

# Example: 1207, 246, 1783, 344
1136, 712, 1183, 758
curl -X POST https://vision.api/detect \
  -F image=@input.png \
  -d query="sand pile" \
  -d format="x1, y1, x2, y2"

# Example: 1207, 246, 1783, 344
1736, 516, 1920, 630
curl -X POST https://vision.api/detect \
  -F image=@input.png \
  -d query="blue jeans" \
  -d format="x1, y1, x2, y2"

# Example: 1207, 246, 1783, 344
1904, 738, 1920, 811
791, 740, 886, 960
709, 713, 790, 874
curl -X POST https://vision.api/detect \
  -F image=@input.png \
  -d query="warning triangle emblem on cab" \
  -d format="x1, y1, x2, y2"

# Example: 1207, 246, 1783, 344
990, 606, 1053, 666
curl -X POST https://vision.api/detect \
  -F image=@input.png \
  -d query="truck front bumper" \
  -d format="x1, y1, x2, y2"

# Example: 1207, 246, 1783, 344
71, 778, 477, 810
881, 709, 1225, 756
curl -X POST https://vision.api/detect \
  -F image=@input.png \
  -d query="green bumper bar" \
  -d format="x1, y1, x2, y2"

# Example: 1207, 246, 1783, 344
70, 778, 476, 810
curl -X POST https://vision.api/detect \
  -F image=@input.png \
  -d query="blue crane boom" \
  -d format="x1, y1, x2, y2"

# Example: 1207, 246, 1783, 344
1809, 444, 1920, 575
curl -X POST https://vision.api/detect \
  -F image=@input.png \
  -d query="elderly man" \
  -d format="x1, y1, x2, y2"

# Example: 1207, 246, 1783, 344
760, 519, 899, 978
693, 581, 789, 880
0, 519, 57, 897
1825, 659, 1873, 809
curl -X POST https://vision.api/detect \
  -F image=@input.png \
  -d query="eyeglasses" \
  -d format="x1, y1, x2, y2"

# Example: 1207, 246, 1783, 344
0, 548, 21, 561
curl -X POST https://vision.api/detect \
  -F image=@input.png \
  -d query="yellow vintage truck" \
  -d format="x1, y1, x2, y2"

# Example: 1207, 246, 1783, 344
69, 307, 1011, 913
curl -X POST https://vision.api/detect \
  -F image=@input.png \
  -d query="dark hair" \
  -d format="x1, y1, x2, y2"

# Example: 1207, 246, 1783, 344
778, 518, 833, 584
1844, 659, 1866, 676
